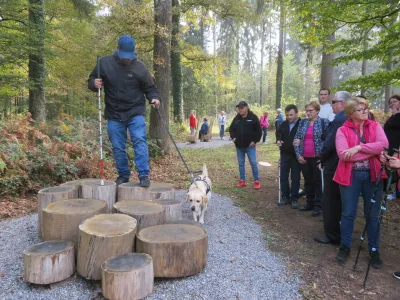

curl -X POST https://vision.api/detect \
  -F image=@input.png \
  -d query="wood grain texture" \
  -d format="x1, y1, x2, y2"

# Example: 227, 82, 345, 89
155, 199, 182, 221
80, 179, 116, 213
117, 182, 175, 202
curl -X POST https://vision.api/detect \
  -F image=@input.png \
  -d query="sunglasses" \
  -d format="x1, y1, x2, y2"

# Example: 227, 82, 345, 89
332, 100, 343, 104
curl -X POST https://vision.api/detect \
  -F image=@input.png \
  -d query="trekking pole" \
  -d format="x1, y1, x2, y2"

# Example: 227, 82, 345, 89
363, 170, 393, 288
97, 56, 104, 186
278, 157, 281, 204
353, 166, 384, 271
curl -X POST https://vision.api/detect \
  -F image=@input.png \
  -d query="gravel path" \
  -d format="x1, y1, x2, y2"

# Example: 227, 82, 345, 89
0, 190, 300, 300
176, 136, 233, 149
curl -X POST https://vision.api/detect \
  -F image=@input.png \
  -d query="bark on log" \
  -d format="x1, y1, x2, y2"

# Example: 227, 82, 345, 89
118, 182, 174, 202
165, 219, 201, 226
155, 199, 182, 221
59, 178, 94, 197
101, 253, 154, 300
77, 214, 137, 280
23, 241, 74, 284
136, 224, 208, 277
113, 200, 165, 232
149, 183, 175, 200
80, 179, 117, 213
42, 199, 108, 252
38, 186, 78, 239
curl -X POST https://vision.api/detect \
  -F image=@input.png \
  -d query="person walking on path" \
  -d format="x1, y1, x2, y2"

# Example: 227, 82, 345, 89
318, 88, 335, 121
88, 35, 160, 187
314, 91, 351, 245
293, 101, 329, 217
277, 104, 301, 208
189, 110, 197, 135
260, 111, 269, 144
275, 108, 284, 143
334, 97, 388, 266
218, 111, 227, 140
229, 101, 262, 190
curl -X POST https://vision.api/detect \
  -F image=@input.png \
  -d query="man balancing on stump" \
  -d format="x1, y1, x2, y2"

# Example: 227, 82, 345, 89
88, 35, 160, 187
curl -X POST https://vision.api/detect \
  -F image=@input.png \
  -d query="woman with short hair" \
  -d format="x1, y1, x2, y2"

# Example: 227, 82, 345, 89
334, 97, 388, 266
260, 111, 269, 144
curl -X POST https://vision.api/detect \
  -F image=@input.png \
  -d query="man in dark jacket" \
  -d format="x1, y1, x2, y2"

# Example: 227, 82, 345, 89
314, 91, 351, 245
229, 101, 262, 189
277, 104, 301, 208
88, 35, 160, 187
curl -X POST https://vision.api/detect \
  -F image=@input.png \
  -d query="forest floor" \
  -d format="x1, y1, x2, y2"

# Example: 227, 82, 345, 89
1, 133, 400, 299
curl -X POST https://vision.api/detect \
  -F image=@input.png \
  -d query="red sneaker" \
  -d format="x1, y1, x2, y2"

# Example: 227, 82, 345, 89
254, 180, 261, 190
236, 180, 246, 187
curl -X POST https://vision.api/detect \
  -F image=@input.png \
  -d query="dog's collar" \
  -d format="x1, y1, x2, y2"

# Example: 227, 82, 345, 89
190, 176, 211, 195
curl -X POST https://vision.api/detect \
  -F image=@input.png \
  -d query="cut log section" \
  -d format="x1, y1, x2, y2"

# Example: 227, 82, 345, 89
80, 179, 117, 213
42, 198, 108, 251
136, 224, 208, 277
185, 134, 197, 144
149, 183, 175, 201
23, 241, 74, 284
60, 178, 94, 197
38, 186, 79, 239
101, 253, 154, 300
77, 214, 137, 280
155, 199, 182, 221
118, 182, 175, 202
114, 201, 165, 232
165, 219, 201, 226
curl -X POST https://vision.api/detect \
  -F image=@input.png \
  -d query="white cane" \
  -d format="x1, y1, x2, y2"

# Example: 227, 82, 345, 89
278, 157, 281, 204
319, 165, 324, 193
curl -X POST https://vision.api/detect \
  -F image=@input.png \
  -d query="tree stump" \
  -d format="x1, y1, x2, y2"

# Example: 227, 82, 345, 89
185, 134, 197, 144
77, 214, 137, 280
80, 179, 117, 213
165, 219, 200, 226
38, 186, 78, 239
42, 199, 108, 252
23, 241, 74, 284
101, 253, 154, 300
113, 201, 165, 232
155, 199, 182, 221
117, 182, 175, 202
149, 183, 175, 200
136, 224, 208, 277
60, 178, 94, 197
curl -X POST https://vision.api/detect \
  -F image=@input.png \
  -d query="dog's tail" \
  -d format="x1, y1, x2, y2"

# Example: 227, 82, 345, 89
202, 164, 208, 177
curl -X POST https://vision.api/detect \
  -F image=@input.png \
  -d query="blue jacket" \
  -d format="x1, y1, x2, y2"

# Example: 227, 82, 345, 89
294, 117, 329, 158
275, 113, 285, 130
200, 122, 209, 135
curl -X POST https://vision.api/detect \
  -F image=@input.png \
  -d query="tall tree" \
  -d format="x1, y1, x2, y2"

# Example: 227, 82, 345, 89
171, 0, 183, 123
320, 33, 334, 89
275, 0, 284, 109
150, 0, 172, 154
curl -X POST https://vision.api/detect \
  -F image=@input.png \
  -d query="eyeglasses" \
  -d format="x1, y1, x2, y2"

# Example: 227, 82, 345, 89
332, 100, 343, 104
305, 109, 316, 113
354, 108, 368, 114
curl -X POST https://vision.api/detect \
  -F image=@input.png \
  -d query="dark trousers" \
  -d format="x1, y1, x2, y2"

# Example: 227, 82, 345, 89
262, 127, 267, 143
301, 157, 322, 209
280, 153, 301, 202
322, 172, 342, 242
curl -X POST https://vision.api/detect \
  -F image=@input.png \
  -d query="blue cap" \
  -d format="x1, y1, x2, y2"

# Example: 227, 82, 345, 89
118, 35, 136, 60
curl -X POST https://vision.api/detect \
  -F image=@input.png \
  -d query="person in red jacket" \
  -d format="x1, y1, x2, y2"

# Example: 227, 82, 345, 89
189, 110, 197, 135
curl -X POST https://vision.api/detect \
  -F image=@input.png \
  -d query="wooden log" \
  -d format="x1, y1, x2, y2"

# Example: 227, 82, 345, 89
38, 186, 78, 239
185, 134, 197, 143
155, 199, 182, 221
136, 224, 208, 277
77, 214, 137, 280
101, 253, 154, 300
23, 241, 74, 284
42, 198, 108, 252
118, 182, 175, 202
149, 183, 175, 201
113, 201, 165, 232
80, 179, 116, 213
165, 219, 201, 226
59, 178, 94, 197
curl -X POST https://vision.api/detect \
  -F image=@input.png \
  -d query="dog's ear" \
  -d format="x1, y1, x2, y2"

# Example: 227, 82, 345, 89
202, 194, 208, 206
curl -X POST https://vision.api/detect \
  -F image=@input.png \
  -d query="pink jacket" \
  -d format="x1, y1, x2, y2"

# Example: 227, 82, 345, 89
260, 116, 269, 129
333, 119, 388, 186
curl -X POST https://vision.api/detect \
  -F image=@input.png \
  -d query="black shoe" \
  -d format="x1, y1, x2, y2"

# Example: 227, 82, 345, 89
314, 236, 331, 244
139, 176, 150, 187
393, 271, 400, 280
115, 176, 129, 185
278, 198, 289, 207
370, 250, 383, 269
311, 208, 322, 217
299, 204, 314, 211
291, 200, 299, 209
336, 244, 350, 262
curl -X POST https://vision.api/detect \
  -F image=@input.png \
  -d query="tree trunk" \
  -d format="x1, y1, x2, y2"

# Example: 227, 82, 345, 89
260, 21, 265, 106
275, 0, 284, 109
28, 0, 46, 122
171, 0, 183, 123
384, 51, 393, 113
361, 37, 368, 95
304, 46, 313, 106
320, 33, 335, 90
151, 0, 172, 154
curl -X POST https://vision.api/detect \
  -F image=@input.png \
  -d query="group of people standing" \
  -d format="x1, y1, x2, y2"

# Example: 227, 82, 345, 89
188, 110, 227, 141
277, 89, 400, 274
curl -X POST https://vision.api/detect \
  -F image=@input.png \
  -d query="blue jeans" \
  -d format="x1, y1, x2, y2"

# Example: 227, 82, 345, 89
107, 116, 150, 179
262, 127, 267, 143
220, 125, 225, 138
280, 153, 301, 202
236, 147, 259, 181
339, 170, 383, 251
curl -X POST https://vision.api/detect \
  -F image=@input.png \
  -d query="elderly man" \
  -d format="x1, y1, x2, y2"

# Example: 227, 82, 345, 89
318, 88, 335, 121
218, 111, 227, 140
275, 108, 285, 143
314, 91, 352, 245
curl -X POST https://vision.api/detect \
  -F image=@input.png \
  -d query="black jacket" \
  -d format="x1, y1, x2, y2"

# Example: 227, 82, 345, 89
383, 113, 400, 152
229, 111, 262, 148
88, 52, 160, 121
278, 118, 301, 157
320, 110, 347, 175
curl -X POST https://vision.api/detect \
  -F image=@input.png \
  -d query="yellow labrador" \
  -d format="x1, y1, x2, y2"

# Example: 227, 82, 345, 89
186, 164, 212, 224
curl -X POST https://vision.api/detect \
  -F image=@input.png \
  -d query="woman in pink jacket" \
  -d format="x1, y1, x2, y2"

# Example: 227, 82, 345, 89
260, 112, 269, 144
333, 97, 388, 267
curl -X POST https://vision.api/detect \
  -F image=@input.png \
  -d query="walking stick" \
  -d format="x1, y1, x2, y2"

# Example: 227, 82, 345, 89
278, 157, 281, 204
363, 170, 393, 287
353, 166, 384, 271
97, 56, 105, 186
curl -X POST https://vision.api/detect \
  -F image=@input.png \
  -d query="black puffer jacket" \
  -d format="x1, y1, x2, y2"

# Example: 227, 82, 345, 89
229, 111, 262, 148
88, 52, 160, 121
